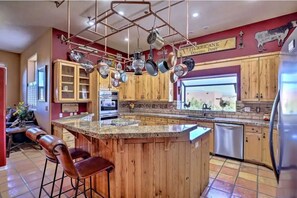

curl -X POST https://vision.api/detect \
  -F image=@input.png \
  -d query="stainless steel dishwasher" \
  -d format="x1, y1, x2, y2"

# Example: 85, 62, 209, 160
214, 123, 244, 160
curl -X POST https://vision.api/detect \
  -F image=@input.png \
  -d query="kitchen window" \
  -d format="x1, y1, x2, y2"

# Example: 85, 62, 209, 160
180, 74, 238, 112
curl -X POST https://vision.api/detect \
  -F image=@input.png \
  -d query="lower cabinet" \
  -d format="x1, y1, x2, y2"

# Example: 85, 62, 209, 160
197, 121, 214, 154
262, 127, 279, 167
244, 132, 262, 162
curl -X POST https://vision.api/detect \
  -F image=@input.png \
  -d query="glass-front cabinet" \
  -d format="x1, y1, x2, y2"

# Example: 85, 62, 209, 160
54, 59, 91, 102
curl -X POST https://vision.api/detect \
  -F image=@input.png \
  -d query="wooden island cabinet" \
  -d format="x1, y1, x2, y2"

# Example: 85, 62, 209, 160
52, 115, 211, 198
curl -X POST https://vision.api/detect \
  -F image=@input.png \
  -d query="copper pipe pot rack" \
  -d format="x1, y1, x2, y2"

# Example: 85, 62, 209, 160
60, 0, 195, 61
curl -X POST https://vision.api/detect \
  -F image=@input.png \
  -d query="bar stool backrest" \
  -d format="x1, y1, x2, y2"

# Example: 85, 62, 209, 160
26, 128, 47, 143
54, 143, 79, 179
39, 135, 64, 162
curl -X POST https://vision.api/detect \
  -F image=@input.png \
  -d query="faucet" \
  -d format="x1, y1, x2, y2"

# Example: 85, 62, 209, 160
202, 103, 211, 117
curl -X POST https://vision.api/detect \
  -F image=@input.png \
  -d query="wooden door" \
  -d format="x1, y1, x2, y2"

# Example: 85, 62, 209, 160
151, 75, 160, 100
146, 74, 154, 100
135, 74, 147, 100
197, 121, 214, 153
259, 55, 279, 101
118, 82, 125, 101
124, 73, 136, 101
159, 72, 169, 101
244, 133, 262, 162
76, 66, 91, 102
99, 74, 111, 90
261, 128, 271, 166
241, 58, 259, 101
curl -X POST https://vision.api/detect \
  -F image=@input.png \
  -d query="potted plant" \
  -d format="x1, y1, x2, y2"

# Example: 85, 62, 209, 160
12, 102, 33, 127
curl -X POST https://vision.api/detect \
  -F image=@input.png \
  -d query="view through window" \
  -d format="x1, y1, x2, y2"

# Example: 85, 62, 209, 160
180, 74, 237, 112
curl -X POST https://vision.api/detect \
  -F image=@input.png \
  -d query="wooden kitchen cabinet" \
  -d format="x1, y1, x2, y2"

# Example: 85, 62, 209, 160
54, 59, 91, 102
135, 73, 148, 100
197, 121, 214, 154
119, 73, 135, 101
262, 127, 279, 167
241, 55, 279, 102
244, 132, 262, 162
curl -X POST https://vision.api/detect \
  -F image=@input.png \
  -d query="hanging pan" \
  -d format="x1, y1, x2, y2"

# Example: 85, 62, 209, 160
145, 45, 158, 76
157, 48, 170, 73
96, 59, 110, 79
183, 57, 195, 72
119, 60, 129, 83
174, 56, 188, 77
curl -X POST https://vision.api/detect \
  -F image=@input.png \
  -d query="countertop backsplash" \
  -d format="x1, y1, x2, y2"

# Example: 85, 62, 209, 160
120, 101, 275, 121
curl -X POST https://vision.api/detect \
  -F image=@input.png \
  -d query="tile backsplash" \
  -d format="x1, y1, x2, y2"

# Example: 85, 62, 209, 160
120, 101, 274, 121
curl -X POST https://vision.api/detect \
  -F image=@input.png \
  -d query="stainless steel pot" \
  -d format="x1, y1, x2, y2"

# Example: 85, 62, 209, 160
170, 70, 178, 83
119, 70, 128, 83
174, 63, 188, 77
147, 29, 164, 50
96, 59, 110, 77
145, 45, 158, 76
80, 60, 94, 74
111, 70, 121, 80
182, 57, 195, 71
111, 78, 120, 87
167, 52, 177, 69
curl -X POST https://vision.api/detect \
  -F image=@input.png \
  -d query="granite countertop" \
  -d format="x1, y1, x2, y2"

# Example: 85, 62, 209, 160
120, 112, 275, 127
52, 116, 209, 141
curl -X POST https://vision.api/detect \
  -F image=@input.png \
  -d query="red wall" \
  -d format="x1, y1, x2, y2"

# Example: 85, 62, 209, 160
0, 67, 6, 166
51, 28, 127, 120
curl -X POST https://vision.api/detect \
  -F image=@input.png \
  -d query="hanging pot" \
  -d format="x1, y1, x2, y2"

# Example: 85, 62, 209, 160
157, 49, 169, 73
174, 63, 188, 77
182, 57, 195, 71
69, 50, 84, 63
80, 60, 94, 74
167, 52, 177, 69
119, 70, 128, 83
96, 59, 110, 77
170, 70, 178, 83
147, 29, 164, 50
111, 78, 120, 87
145, 45, 158, 76
111, 70, 121, 80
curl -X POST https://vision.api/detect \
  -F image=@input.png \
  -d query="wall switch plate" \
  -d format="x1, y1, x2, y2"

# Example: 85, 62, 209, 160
244, 107, 251, 112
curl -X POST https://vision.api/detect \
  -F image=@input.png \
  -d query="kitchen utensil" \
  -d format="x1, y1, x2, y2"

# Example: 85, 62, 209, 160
170, 70, 178, 83
116, 62, 122, 70
157, 49, 169, 73
80, 60, 94, 74
147, 29, 164, 50
111, 78, 120, 87
145, 45, 158, 76
69, 50, 84, 62
111, 70, 121, 80
119, 70, 128, 83
96, 59, 110, 77
182, 57, 195, 71
132, 52, 144, 75
174, 63, 188, 77
167, 52, 177, 69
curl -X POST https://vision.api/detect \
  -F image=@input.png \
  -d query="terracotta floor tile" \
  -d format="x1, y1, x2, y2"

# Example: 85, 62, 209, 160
212, 156, 226, 162
241, 162, 258, 168
210, 159, 224, 166
221, 167, 239, 177
238, 172, 257, 182
224, 162, 240, 169
258, 176, 277, 187
15, 191, 34, 198
226, 159, 241, 165
202, 187, 210, 196
258, 183, 277, 197
26, 177, 51, 191
208, 178, 214, 187
0, 179, 26, 192
209, 171, 219, 178
0, 185, 29, 198
211, 179, 234, 193
258, 169, 275, 179
258, 192, 275, 198
216, 173, 236, 184
210, 164, 222, 172
232, 186, 257, 198
258, 166, 272, 171
205, 187, 231, 198
0, 173, 21, 184
235, 177, 257, 191
240, 166, 258, 175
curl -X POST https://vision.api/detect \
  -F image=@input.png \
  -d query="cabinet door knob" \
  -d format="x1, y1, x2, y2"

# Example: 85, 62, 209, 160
256, 93, 259, 98
260, 93, 263, 98
258, 137, 261, 141
246, 137, 248, 142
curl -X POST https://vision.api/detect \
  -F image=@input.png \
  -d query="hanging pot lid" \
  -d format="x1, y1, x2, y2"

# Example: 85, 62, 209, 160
96, 59, 110, 77
69, 50, 84, 63
119, 70, 128, 83
80, 60, 94, 74
111, 78, 120, 87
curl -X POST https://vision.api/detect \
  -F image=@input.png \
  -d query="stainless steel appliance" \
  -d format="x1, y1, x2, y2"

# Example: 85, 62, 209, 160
214, 123, 244, 160
99, 90, 119, 120
269, 28, 297, 197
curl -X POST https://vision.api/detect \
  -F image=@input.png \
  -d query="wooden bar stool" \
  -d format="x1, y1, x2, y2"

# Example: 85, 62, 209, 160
48, 135, 114, 198
26, 130, 90, 198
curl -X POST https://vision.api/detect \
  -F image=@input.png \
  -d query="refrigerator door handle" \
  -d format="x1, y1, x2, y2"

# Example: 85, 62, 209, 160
269, 89, 280, 182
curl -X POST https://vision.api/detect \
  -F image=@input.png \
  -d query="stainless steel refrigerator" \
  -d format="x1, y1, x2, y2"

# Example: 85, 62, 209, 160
270, 28, 297, 198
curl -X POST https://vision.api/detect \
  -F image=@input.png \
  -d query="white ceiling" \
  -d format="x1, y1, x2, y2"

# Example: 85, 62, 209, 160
0, 0, 296, 54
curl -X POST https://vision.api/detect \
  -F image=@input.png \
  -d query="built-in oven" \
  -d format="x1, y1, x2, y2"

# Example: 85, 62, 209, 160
99, 90, 119, 120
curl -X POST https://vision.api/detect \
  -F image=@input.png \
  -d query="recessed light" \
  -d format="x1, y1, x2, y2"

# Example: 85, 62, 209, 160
119, 11, 124, 16
87, 16, 95, 26
124, 38, 129, 42
192, 12, 199, 18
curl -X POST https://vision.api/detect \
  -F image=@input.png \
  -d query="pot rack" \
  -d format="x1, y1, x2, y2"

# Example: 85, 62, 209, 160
60, 0, 195, 63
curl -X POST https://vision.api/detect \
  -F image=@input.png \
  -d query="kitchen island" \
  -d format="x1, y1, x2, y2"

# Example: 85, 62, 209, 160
52, 115, 210, 198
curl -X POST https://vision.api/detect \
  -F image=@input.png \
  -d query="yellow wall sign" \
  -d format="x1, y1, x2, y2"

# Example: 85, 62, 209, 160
177, 37, 236, 57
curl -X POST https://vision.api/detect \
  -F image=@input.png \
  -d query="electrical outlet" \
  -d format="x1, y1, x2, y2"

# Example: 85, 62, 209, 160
244, 107, 251, 112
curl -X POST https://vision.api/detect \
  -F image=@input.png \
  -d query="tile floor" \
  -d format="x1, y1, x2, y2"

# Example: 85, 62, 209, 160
0, 147, 277, 198
201, 155, 278, 198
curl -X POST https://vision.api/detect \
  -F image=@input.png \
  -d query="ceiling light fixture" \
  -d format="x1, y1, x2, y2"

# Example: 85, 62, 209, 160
124, 38, 129, 42
119, 11, 124, 16
87, 16, 95, 26
192, 12, 199, 18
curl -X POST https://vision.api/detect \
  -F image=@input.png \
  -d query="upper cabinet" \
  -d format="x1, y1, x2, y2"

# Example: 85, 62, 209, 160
119, 73, 135, 101
241, 55, 279, 102
54, 59, 91, 103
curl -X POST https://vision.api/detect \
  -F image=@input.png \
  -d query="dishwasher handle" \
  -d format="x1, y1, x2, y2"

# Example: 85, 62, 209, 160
215, 123, 243, 128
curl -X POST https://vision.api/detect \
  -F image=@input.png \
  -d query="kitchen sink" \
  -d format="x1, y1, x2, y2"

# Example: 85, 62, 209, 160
186, 115, 215, 119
